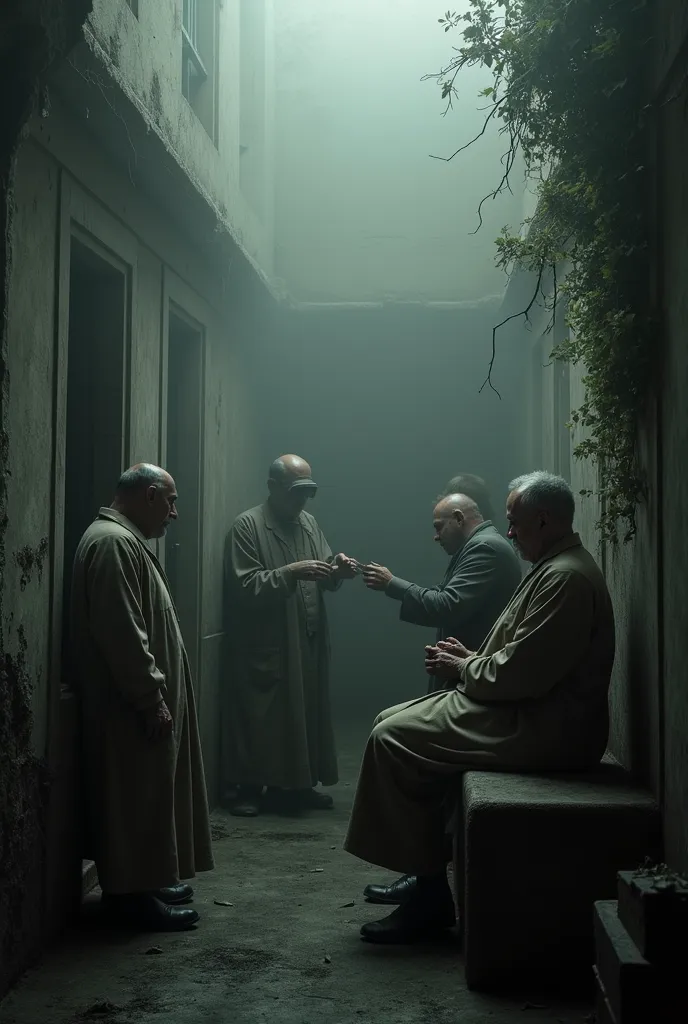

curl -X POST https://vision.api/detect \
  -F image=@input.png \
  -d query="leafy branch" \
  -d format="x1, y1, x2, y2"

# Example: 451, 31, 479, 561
428, 1, 652, 542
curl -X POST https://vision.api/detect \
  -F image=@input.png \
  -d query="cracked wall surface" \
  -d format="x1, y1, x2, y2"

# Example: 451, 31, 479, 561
0, 0, 93, 1000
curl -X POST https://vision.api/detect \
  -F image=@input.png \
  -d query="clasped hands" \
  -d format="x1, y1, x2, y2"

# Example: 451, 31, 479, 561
425, 637, 474, 683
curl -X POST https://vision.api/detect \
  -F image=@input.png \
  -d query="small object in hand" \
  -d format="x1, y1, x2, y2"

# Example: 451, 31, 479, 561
214, 899, 234, 906
145, 946, 163, 956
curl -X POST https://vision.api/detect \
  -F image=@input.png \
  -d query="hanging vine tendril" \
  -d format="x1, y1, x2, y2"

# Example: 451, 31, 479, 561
426, 1, 652, 542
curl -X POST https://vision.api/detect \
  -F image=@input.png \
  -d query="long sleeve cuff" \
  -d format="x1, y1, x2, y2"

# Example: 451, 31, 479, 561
385, 576, 412, 601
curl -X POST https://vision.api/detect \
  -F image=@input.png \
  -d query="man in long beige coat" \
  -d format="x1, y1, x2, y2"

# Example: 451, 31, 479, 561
224, 454, 357, 817
344, 470, 615, 944
71, 463, 213, 931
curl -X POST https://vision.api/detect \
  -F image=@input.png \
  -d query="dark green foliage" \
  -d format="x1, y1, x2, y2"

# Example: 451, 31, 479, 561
431, 1, 651, 541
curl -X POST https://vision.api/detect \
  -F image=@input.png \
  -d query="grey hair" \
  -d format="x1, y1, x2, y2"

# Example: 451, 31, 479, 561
116, 464, 168, 494
509, 471, 575, 525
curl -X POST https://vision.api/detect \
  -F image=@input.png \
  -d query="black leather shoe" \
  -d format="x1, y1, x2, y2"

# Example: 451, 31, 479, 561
363, 874, 417, 905
152, 883, 194, 905
102, 893, 199, 931
360, 883, 455, 944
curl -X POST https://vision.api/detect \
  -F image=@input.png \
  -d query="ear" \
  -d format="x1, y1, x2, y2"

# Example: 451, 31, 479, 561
145, 485, 158, 505
452, 510, 465, 526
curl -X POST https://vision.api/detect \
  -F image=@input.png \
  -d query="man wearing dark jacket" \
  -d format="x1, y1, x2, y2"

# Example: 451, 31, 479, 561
362, 492, 521, 658
360, 491, 522, 906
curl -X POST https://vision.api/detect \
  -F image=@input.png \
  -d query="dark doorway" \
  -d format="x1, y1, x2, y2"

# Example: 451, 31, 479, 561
63, 235, 128, 681
165, 308, 204, 689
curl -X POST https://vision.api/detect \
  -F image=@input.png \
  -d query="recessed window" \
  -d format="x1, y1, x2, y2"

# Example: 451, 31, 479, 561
182, 0, 218, 141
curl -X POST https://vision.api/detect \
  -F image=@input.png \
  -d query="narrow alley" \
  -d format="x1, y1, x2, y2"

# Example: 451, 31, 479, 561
1, 3, 688, 1024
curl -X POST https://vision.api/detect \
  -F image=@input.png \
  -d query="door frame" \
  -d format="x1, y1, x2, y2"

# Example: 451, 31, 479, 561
161, 267, 208, 700
49, 173, 138, 741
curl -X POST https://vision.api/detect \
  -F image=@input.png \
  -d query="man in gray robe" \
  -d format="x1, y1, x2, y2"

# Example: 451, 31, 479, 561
344, 471, 615, 944
224, 454, 357, 817
71, 464, 214, 931
360, 491, 521, 906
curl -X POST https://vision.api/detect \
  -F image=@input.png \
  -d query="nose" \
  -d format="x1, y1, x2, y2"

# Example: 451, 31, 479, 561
170, 506, 178, 519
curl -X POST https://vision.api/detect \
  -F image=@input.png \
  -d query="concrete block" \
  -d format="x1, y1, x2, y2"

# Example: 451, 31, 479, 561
594, 900, 656, 1024
593, 965, 619, 1024
461, 763, 660, 991
617, 870, 688, 964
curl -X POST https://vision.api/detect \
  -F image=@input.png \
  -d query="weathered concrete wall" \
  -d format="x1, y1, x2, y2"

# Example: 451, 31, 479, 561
86, 0, 274, 275
1, 9, 266, 986
272, 0, 524, 303
0, 0, 95, 1000
512, 2, 688, 873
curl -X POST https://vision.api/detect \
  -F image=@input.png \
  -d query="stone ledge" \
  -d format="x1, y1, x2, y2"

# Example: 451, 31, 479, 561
459, 763, 660, 992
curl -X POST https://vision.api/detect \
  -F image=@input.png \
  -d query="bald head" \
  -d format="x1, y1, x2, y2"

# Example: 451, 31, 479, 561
432, 492, 484, 556
435, 493, 482, 522
269, 454, 313, 485
267, 454, 318, 521
111, 463, 178, 540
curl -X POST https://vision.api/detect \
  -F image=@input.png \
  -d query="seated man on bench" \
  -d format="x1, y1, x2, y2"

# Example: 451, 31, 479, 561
344, 471, 615, 945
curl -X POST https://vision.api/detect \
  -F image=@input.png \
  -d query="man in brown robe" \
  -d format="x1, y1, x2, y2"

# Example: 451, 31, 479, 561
71, 463, 214, 931
344, 470, 615, 944
224, 454, 357, 817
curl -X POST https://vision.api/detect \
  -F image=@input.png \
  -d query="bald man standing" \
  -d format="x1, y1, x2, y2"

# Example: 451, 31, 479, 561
224, 455, 357, 817
71, 464, 213, 930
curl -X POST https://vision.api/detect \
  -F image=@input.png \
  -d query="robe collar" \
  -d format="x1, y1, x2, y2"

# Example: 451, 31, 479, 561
530, 532, 582, 572
262, 500, 315, 546
97, 507, 152, 547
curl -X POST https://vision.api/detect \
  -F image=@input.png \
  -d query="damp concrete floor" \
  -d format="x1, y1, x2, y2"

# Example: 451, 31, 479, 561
0, 736, 593, 1024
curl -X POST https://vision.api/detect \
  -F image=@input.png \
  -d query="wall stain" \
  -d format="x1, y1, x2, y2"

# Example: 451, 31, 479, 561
0, 0, 95, 999
14, 537, 49, 590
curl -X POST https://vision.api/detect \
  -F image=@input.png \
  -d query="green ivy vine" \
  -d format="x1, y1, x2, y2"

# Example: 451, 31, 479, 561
429, 1, 652, 542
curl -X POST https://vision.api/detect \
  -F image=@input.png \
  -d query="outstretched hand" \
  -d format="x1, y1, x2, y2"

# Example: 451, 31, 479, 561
332, 553, 359, 580
288, 559, 334, 581
362, 562, 393, 591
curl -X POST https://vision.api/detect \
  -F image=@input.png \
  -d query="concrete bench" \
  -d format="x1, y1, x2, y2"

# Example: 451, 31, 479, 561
454, 757, 661, 992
